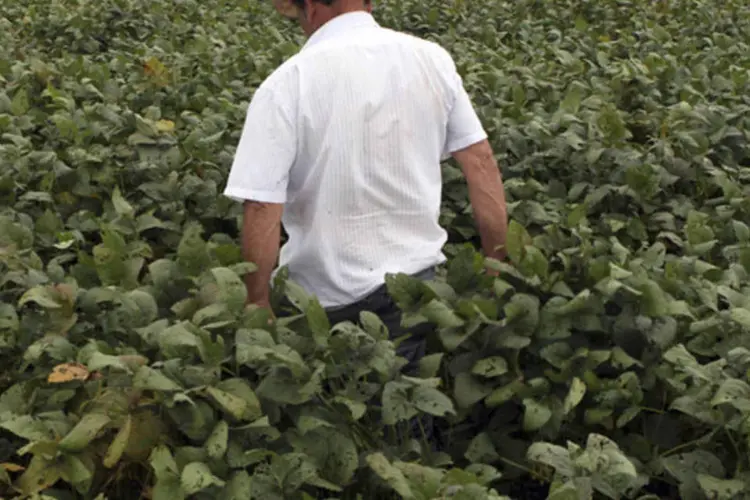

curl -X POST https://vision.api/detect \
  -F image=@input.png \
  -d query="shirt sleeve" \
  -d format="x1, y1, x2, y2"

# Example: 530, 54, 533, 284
442, 66, 488, 158
223, 84, 297, 204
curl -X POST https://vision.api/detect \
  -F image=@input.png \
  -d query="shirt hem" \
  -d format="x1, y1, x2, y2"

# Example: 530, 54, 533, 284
317, 257, 447, 309
223, 187, 287, 204
445, 130, 488, 154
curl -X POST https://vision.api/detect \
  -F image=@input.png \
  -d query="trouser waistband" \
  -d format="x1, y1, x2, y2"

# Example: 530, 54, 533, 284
325, 266, 436, 313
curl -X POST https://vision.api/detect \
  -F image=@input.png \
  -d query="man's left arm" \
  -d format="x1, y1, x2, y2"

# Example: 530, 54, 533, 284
241, 200, 283, 309
223, 79, 297, 309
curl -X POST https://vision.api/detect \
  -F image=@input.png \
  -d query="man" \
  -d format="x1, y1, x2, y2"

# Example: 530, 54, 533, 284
223, 0, 508, 368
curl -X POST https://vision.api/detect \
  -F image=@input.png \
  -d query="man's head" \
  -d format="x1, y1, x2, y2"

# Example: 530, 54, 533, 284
274, 0, 372, 37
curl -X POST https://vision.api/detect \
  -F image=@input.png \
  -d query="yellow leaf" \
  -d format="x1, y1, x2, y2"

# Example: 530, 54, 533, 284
155, 120, 175, 133
143, 57, 167, 76
273, 0, 300, 18
52, 283, 76, 307
118, 354, 149, 369
47, 363, 90, 384
143, 57, 170, 87
0, 463, 25, 472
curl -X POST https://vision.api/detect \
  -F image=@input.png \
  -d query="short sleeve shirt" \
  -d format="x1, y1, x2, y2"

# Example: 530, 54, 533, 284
224, 11, 487, 308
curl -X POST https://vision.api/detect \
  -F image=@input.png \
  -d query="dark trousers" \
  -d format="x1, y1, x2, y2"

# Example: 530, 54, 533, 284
279, 267, 439, 448
325, 266, 436, 374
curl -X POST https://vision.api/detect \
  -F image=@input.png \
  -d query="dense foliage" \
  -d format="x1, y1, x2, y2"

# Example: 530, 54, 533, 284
2, 0, 750, 498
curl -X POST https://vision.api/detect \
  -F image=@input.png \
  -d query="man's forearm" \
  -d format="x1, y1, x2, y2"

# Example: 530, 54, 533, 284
469, 175, 508, 262
241, 201, 283, 308
453, 140, 509, 263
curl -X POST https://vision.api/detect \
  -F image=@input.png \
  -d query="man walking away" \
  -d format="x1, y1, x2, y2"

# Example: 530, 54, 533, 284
222, 0, 508, 439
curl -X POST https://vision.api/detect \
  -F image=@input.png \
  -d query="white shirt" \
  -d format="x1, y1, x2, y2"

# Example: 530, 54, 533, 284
223, 11, 487, 308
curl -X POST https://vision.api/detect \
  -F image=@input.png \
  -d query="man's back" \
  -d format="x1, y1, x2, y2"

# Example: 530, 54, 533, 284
224, 11, 487, 307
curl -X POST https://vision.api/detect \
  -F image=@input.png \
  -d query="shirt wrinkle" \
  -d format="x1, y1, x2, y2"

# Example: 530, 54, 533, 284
223, 10, 488, 308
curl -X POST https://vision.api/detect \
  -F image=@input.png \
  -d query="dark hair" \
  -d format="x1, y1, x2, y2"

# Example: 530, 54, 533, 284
291, 0, 370, 7
291, 0, 336, 7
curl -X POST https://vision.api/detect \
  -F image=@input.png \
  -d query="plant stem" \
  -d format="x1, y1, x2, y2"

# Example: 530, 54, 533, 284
498, 455, 535, 475
660, 428, 719, 458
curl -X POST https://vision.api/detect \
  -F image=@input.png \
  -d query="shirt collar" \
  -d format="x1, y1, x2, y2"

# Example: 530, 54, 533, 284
302, 11, 380, 50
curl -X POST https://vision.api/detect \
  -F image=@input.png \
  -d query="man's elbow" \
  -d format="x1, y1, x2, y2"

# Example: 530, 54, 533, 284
452, 140, 502, 183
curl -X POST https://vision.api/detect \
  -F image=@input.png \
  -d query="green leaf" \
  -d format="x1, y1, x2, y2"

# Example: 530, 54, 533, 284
123, 290, 160, 326
133, 366, 183, 392
18, 286, 63, 309
103, 415, 132, 469
61, 454, 94, 494
150, 445, 180, 479
454, 372, 493, 409
663, 344, 699, 368
153, 476, 186, 500
506, 220, 530, 264
158, 321, 200, 354
662, 450, 725, 485
366, 453, 414, 499
1, 415, 64, 442
710, 379, 750, 411
58, 412, 111, 452
563, 377, 586, 415
419, 353, 444, 378
552, 289, 592, 316
547, 479, 590, 500
696, 474, 745, 499
421, 299, 465, 328
733, 221, 750, 243
471, 356, 508, 378
465, 432, 500, 464
150, 445, 185, 500
386, 273, 429, 310
211, 267, 248, 313
504, 293, 540, 331
485, 379, 524, 407
638, 280, 670, 316
222, 471, 253, 500
86, 352, 130, 373
333, 396, 367, 420
396, 462, 443, 498
493, 279, 515, 298
585, 433, 638, 478
522, 245, 549, 279
177, 222, 212, 277
112, 186, 135, 217
560, 82, 584, 113
729, 308, 750, 329
205, 420, 229, 460
382, 381, 417, 425
288, 427, 359, 485
360, 310, 389, 340
527, 442, 573, 477
306, 297, 331, 347
15, 455, 63, 496
412, 386, 456, 417
255, 368, 318, 405
285, 281, 312, 311
522, 398, 552, 431
0, 302, 19, 343
181, 462, 225, 495
206, 379, 262, 422
616, 407, 641, 428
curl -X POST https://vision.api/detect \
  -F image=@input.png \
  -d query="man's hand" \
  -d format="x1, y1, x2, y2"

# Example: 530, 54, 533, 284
451, 139, 508, 268
241, 200, 284, 310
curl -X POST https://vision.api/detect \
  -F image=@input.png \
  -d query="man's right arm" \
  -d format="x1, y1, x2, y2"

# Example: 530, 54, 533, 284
452, 140, 508, 264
